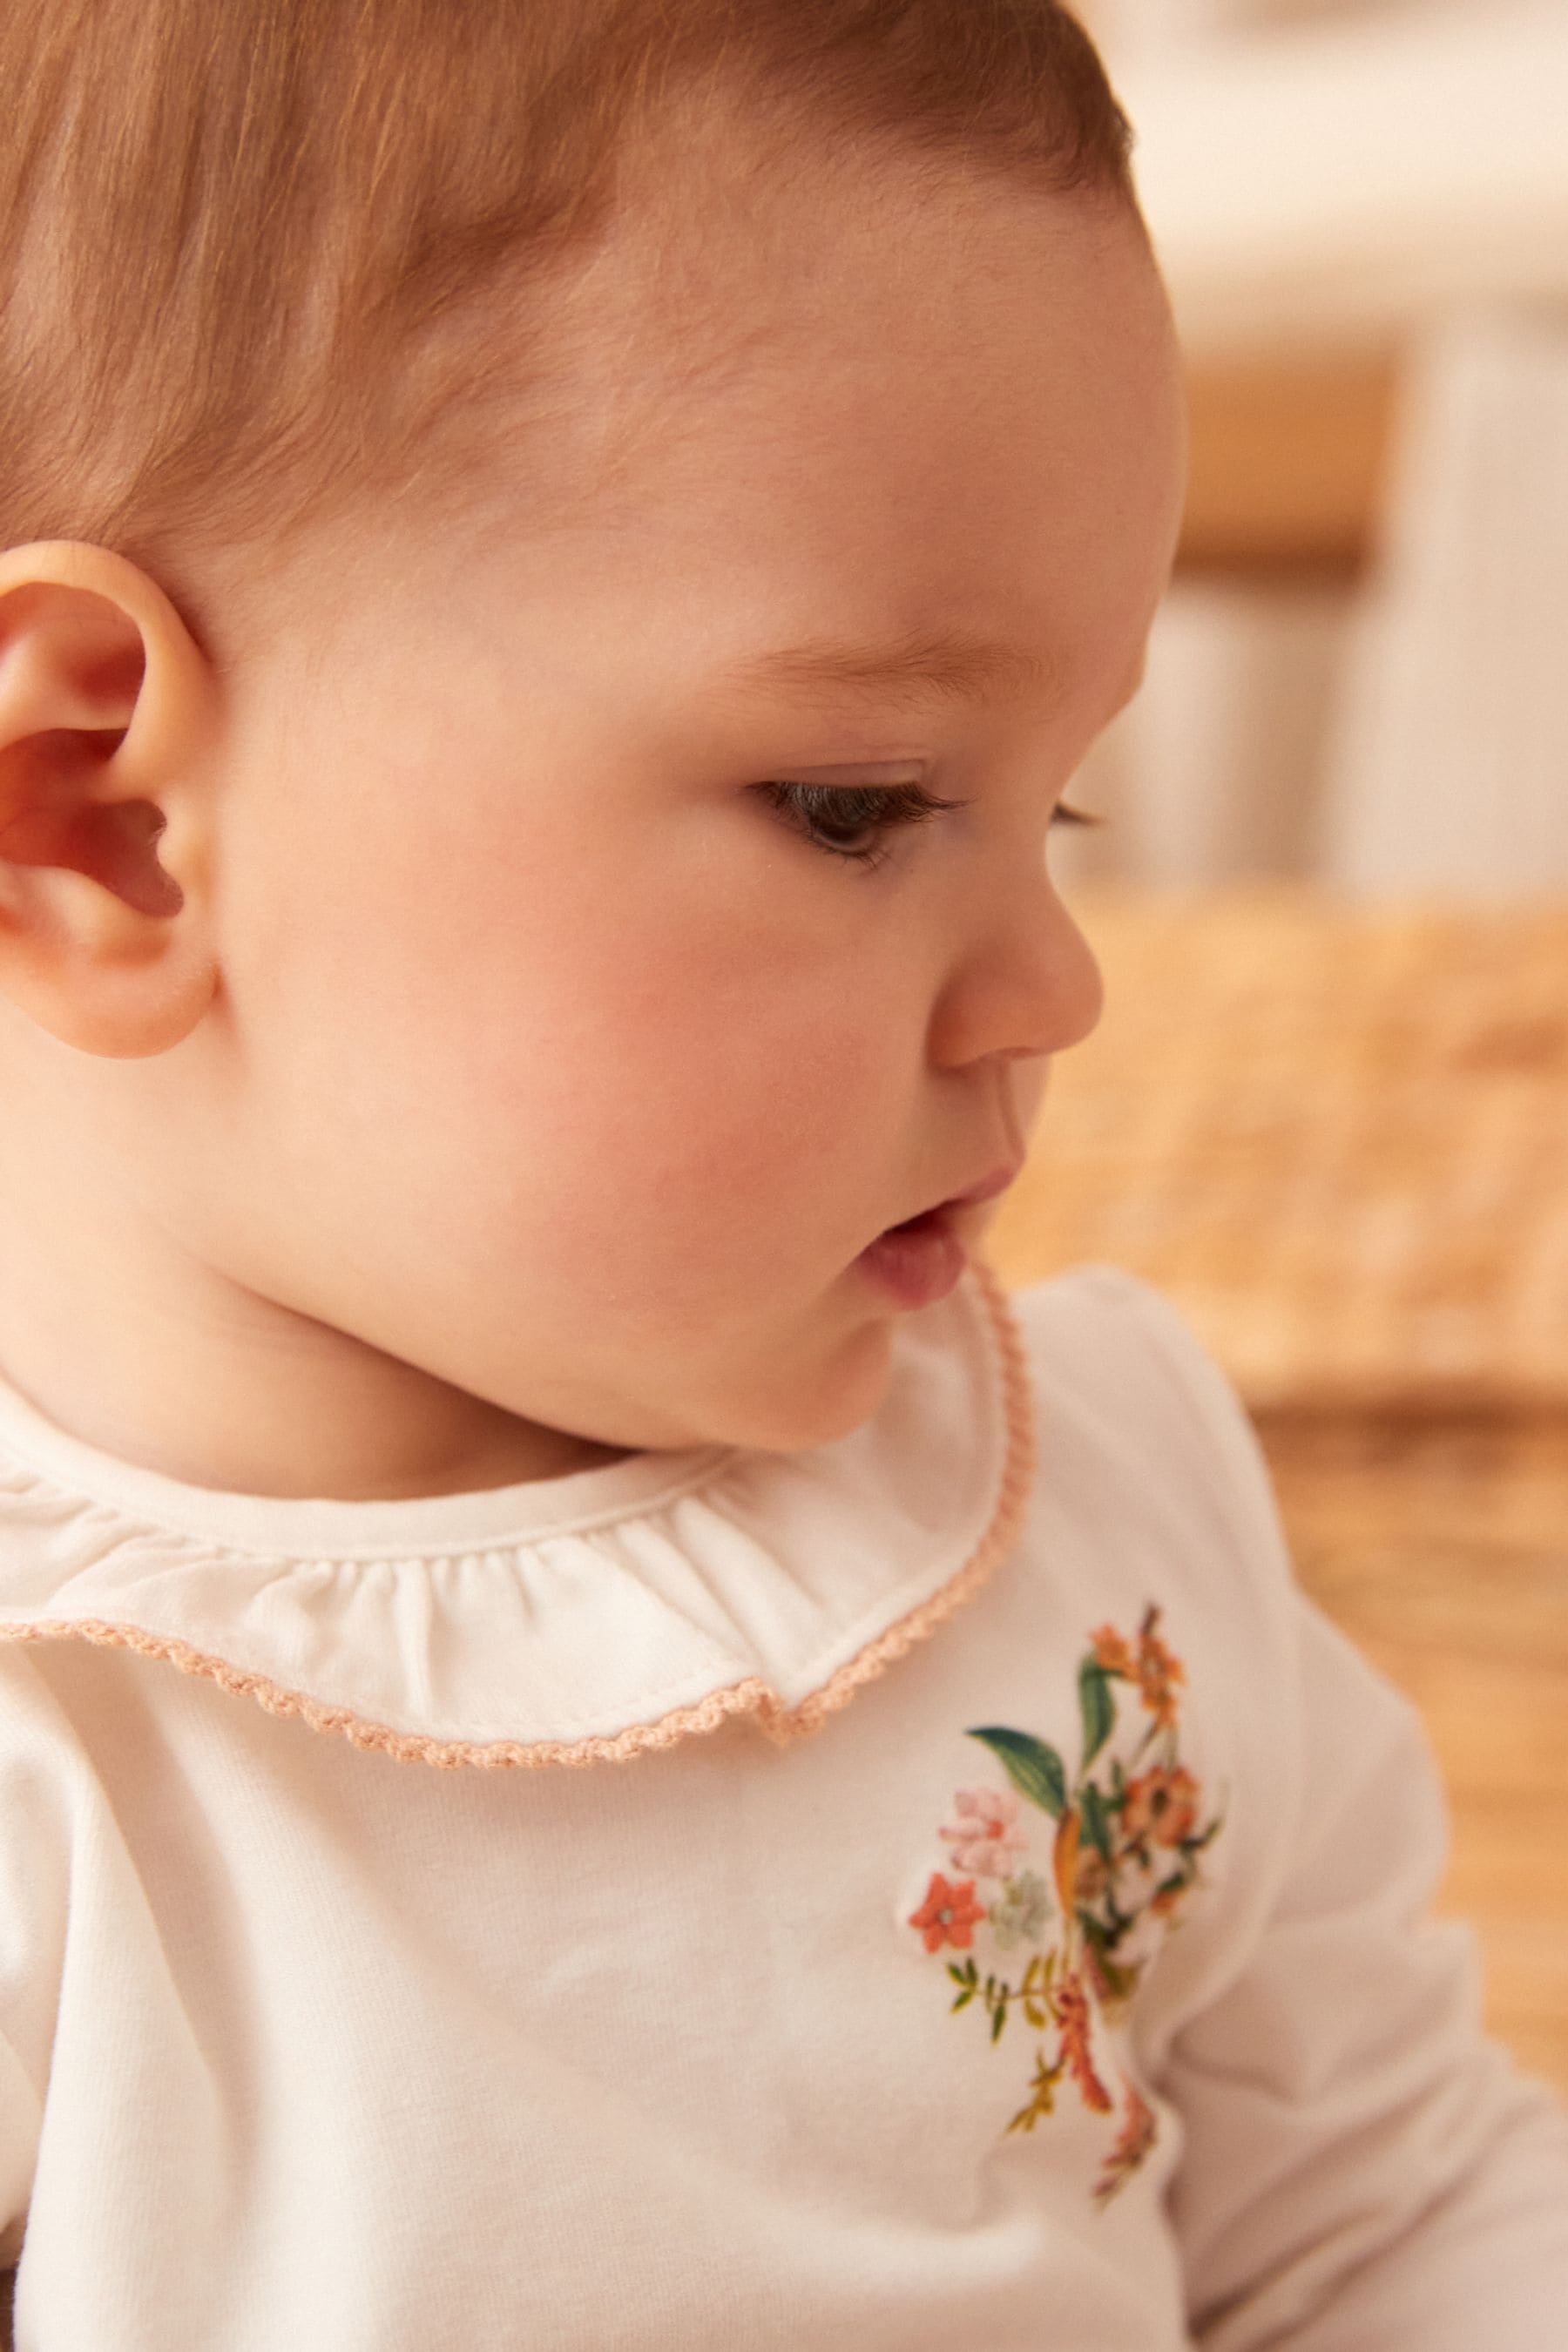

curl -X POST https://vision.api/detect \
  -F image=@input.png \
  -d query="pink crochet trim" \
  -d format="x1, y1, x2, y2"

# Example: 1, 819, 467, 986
0, 1256, 1037, 1770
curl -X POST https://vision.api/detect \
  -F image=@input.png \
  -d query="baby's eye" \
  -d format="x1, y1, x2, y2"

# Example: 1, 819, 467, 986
755, 779, 967, 872
756, 780, 1097, 874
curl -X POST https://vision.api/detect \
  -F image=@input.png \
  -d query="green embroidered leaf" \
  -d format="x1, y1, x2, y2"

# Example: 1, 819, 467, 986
1080, 1781, 1114, 1863
1024, 1999, 1048, 2030
1006, 2052, 1064, 2133
1078, 1661, 1116, 1769
966, 1727, 1067, 1819
950, 1987, 976, 2011
990, 2003, 1006, 2044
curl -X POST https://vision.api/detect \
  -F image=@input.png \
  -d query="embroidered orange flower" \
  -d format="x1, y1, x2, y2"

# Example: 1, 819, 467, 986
1090, 1625, 1135, 1678
1053, 1970, 1114, 2114
908, 1872, 987, 1955
1121, 1765, 1200, 1848
1095, 2083, 1158, 2203
1135, 1607, 1185, 1730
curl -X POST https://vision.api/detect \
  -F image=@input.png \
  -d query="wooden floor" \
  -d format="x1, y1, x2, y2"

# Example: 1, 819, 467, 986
987, 889, 1568, 2104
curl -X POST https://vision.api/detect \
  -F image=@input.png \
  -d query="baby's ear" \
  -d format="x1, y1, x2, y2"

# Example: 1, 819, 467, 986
0, 542, 220, 1057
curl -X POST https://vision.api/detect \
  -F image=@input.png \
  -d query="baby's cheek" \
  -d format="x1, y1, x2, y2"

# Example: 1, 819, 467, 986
345, 794, 908, 1308
517, 967, 896, 1314
533, 886, 891, 1163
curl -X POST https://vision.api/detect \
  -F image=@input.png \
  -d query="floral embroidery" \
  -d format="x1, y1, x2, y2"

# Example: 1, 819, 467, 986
939, 1784, 1030, 1877
907, 1872, 988, 1955
906, 1605, 1225, 2201
1096, 2082, 1159, 2204
1121, 1763, 1200, 1848
990, 1868, 1051, 1952
1052, 1970, 1114, 2115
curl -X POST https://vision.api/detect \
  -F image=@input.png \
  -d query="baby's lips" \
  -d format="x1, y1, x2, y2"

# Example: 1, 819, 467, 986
947, 1161, 1023, 1210
888, 1159, 1024, 1233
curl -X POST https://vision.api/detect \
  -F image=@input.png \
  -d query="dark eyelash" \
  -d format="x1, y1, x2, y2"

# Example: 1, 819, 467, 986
758, 780, 1099, 874
757, 781, 966, 872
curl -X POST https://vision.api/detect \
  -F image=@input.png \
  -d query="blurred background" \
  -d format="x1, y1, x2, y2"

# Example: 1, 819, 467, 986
1068, 0, 1568, 895
989, 0, 1568, 2098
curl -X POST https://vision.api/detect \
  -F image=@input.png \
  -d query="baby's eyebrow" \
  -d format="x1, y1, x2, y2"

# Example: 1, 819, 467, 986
714, 627, 1061, 711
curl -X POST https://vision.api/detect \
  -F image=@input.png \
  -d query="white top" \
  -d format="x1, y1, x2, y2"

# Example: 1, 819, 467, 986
0, 1260, 1564, 2350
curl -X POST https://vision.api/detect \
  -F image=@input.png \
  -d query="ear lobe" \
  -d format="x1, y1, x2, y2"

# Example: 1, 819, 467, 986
0, 542, 220, 1058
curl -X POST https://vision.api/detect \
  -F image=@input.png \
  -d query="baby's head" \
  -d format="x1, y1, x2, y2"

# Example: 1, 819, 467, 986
0, 1, 1185, 1497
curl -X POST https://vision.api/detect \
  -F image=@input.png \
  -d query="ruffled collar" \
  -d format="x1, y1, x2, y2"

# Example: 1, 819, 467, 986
0, 1257, 1035, 1768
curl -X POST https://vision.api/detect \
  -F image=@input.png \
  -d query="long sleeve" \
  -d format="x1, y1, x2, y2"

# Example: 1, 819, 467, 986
1165, 1572, 1568, 2348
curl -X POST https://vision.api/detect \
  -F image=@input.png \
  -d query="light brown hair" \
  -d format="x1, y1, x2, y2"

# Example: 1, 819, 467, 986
0, 1, 1135, 635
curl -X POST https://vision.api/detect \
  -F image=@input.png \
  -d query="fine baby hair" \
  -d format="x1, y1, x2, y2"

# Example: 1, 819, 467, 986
2, 0, 1133, 636
2, 3, 1568, 2349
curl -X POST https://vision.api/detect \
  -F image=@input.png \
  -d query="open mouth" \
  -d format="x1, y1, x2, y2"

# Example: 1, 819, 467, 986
856, 1203, 967, 1309
881, 1204, 953, 1239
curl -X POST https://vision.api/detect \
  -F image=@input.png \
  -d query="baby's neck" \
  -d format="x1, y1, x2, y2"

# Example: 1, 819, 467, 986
0, 1105, 633, 1503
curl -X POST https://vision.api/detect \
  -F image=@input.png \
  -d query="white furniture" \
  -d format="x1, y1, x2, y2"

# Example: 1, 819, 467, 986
1114, 0, 1568, 364
1326, 314, 1568, 893
1066, 0, 1568, 890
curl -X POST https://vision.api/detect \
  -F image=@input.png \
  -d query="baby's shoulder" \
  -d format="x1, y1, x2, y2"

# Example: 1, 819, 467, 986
1007, 1264, 1281, 1525
997, 1263, 1296, 1685
1006, 1262, 1249, 1433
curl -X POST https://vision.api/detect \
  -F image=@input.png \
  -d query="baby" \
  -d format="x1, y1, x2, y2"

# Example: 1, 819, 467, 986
0, 1, 1565, 2345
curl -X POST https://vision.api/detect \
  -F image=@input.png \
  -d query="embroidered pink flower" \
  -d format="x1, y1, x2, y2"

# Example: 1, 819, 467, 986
908, 1872, 987, 1955
1054, 1970, 1114, 2114
939, 1783, 1029, 1877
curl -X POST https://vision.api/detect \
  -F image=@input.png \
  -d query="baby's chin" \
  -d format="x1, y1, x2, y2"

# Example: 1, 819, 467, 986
721, 1317, 901, 1459
587, 1311, 899, 1463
